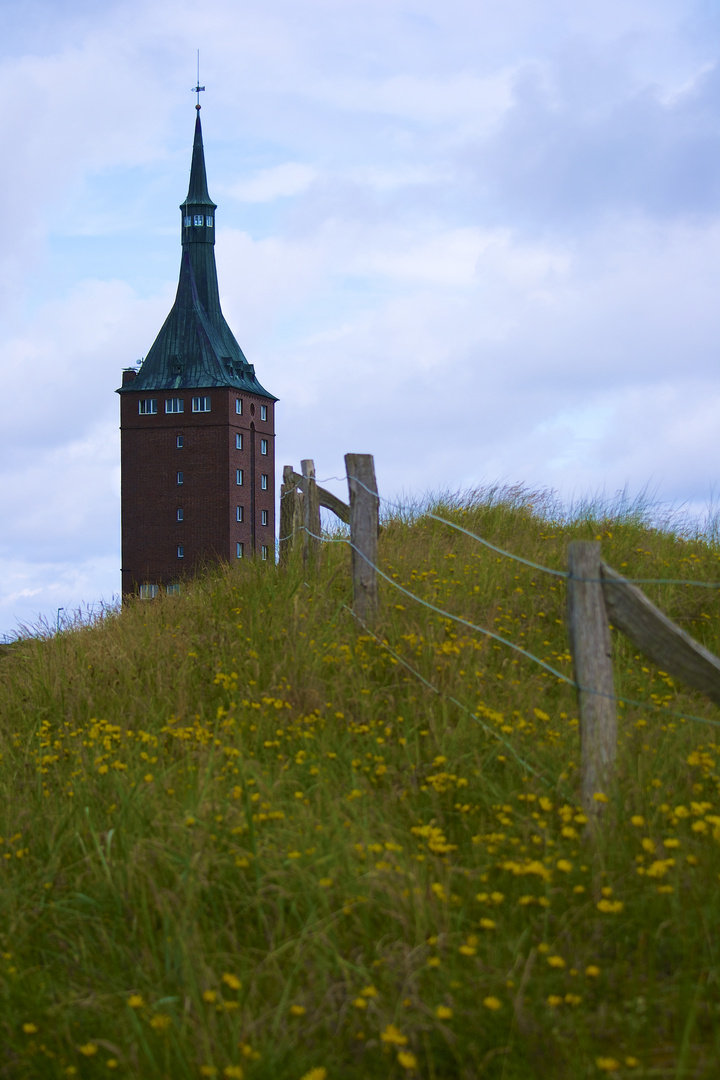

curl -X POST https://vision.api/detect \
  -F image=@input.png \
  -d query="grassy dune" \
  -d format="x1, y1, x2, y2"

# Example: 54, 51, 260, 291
1, 490, 720, 1078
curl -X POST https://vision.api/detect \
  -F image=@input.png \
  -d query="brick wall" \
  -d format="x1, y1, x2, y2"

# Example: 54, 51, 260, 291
120, 387, 275, 595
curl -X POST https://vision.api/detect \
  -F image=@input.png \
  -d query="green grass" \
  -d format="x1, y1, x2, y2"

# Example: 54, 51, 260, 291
2, 488, 720, 1079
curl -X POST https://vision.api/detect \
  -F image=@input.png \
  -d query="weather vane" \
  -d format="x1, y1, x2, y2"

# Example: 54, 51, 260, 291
192, 49, 205, 110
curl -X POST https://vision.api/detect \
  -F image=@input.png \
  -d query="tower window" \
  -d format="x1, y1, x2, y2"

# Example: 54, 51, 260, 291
165, 398, 184, 413
176, 435, 184, 448
261, 509, 268, 525
139, 584, 158, 599
184, 216, 191, 227
177, 471, 183, 484
235, 433, 243, 450
236, 469, 243, 486
260, 439, 268, 455
139, 399, 157, 415
235, 398, 243, 415
260, 405, 267, 421
206, 216, 213, 227
261, 474, 268, 490
192, 396, 211, 412
177, 509, 184, 521
194, 214, 204, 226
177, 546, 184, 558
236, 542, 244, 559
261, 545, 269, 561
236, 505, 243, 522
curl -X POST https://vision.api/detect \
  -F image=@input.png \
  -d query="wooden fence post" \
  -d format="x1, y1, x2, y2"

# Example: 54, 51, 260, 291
301, 459, 321, 571
345, 453, 379, 622
567, 541, 617, 816
279, 465, 302, 565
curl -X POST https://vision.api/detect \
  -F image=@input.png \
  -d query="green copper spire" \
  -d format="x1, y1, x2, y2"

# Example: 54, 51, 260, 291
119, 109, 276, 400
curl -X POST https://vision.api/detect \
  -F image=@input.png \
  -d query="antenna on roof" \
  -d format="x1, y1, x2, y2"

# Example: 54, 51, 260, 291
192, 49, 205, 110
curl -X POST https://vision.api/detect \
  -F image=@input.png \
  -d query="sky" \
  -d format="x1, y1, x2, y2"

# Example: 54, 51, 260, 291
1, 0, 720, 637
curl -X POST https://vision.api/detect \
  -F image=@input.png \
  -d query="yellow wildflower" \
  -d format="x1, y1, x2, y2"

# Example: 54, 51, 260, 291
78, 1044, 98, 1057
547, 995, 562, 1007
556, 859, 572, 873
22, 1023, 38, 1034
630, 816, 644, 827
483, 996, 502, 1010
127, 995, 144, 1009
224, 1068, 244, 1079
203, 990, 217, 1003
397, 1051, 418, 1069
381, 1023, 408, 1046
290, 1004, 306, 1016
222, 973, 241, 991
435, 1005, 452, 1019
547, 955, 565, 968
596, 1059, 620, 1072
299, 1070, 327, 1080
585, 965, 600, 977
597, 899, 624, 913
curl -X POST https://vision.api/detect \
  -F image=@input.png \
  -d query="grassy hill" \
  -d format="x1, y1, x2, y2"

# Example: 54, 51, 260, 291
1, 490, 720, 1079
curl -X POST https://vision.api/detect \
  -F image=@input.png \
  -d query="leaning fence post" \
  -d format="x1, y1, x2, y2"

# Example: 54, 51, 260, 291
279, 465, 302, 565
567, 541, 617, 817
301, 459, 321, 571
345, 453, 379, 623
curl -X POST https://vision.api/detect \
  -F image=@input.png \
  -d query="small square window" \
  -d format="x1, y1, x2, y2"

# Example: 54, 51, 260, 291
236, 469, 243, 486
236, 505, 243, 522
261, 474, 268, 490
260, 405, 268, 421
165, 398, 184, 413
177, 471, 183, 484
260, 438, 268, 455
139, 399, 157, 415
194, 214, 204, 226
139, 584, 158, 599
235, 398, 243, 415
261, 509, 268, 525
261, 545, 269, 561
192, 396, 211, 413
176, 435, 184, 448
177, 545, 184, 558
236, 542, 244, 559
166, 584, 181, 596
177, 508, 184, 521
235, 433, 243, 450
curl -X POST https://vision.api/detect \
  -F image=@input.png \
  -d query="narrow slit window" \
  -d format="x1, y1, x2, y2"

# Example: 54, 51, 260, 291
177, 509, 184, 521
236, 542, 244, 559
260, 405, 267, 421
261, 509, 268, 525
236, 469, 243, 486
176, 435, 184, 448
236, 505, 243, 522
177, 546, 184, 558
235, 398, 243, 415
261, 474, 268, 490
260, 438, 268, 455
177, 471, 183, 485
261, 545, 269, 561
206, 216, 213, 227
235, 433, 243, 450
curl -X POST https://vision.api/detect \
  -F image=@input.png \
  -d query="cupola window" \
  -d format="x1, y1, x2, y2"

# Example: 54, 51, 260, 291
194, 214, 204, 226
206, 216, 213, 227
184, 216, 191, 227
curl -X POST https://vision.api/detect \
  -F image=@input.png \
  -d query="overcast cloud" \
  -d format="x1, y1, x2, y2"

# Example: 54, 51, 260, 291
1, 0, 720, 636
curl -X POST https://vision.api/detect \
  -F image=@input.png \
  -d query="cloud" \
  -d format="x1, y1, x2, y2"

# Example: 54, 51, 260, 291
226, 163, 317, 202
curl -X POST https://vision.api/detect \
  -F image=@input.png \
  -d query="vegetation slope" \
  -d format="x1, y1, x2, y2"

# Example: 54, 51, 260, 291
1, 490, 720, 1079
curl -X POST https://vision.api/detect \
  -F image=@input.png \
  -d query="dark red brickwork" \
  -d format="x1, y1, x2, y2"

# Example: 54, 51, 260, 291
120, 382, 275, 596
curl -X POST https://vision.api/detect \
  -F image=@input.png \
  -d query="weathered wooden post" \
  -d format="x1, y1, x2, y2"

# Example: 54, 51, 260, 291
567, 541, 617, 816
301, 459, 321, 571
345, 453, 379, 622
279, 465, 302, 565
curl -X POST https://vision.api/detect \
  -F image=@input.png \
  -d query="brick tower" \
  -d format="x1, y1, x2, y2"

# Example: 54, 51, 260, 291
118, 105, 277, 598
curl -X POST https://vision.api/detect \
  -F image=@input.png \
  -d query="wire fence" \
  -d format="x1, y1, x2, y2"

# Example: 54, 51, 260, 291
279, 462, 720, 800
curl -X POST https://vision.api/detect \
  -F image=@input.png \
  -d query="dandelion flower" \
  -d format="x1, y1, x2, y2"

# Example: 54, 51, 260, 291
319, 878, 333, 888
556, 860, 572, 873
78, 1044, 98, 1057
360, 985, 377, 997
127, 995, 144, 1009
22, 1023, 38, 1034
483, 996, 502, 1011
479, 918, 496, 930
593, 793, 609, 803
200, 1068, 217, 1078
585, 965, 600, 977
353, 998, 367, 1009
381, 1023, 408, 1046
150, 1014, 172, 1030
299, 1070, 327, 1080
546, 995, 562, 1007
625, 1058, 639, 1068
290, 1004, 306, 1016
397, 1050, 418, 1069
630, 815, 645, 827
222, 973, 241, 991
203, 990, 217, 1003
564, 994, 582, 1006
106, 1061, 118, 1070
597, 899, 624, 913
596, 1058, 621, 1072
224, 1068, 244, 1079
547, 955, 565, 969
435, 1005, 452, 1019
